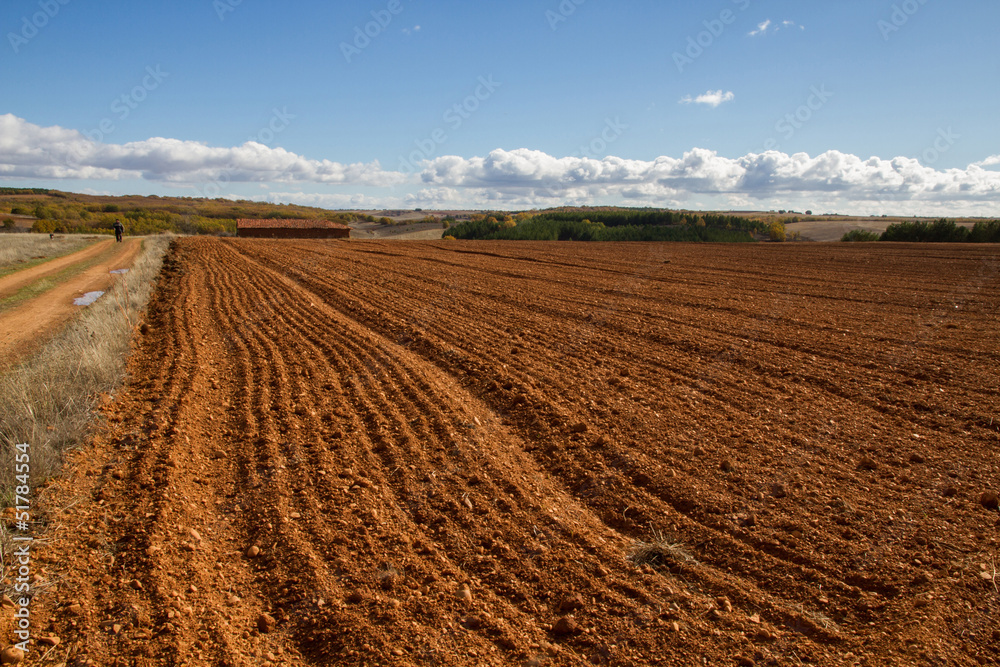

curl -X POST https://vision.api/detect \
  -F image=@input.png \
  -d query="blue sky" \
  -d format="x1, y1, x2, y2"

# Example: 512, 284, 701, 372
2, 0, 998, 215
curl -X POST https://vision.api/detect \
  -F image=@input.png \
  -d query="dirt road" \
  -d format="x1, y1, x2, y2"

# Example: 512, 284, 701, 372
24, 238, 1000, 666
0, 239, 141, 364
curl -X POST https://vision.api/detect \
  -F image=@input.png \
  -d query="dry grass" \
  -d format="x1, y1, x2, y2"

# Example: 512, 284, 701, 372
629, 529, 697, 569
0, 234, 172, 499
0, 234, 101, 275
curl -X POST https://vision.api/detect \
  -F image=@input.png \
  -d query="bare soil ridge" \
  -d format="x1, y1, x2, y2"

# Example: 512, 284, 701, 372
24, 239, 1000, 666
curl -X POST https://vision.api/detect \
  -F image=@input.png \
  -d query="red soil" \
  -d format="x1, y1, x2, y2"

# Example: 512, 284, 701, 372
17, 238, 1000, 666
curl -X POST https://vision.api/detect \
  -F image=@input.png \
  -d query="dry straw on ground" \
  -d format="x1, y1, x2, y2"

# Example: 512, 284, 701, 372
0, 235, 172, 496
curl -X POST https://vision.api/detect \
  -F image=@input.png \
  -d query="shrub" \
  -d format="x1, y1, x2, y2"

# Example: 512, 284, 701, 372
841, 229, 881, 242
768, 221, 786, 242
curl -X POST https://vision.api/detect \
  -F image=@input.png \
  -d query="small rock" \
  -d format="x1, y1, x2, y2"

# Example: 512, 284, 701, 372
737, 657, 755, 667
346, 590, 365, 604
187, 528, 202, 542
720, 459, 736, 473
65, 603, 83, 616
456, 586, 473, 602
716, 597, 733, 613
980, 491, 999, 510
558, 593, 585, 613
909, 452, 925, 464
130, 579, 143, 590
246, 546, 260, 558
462, 614, 483, 630
0, 647, 24, 665
228, 595, 241, 605
257, 612, 277, 633
568, 422, 588, 434
693, 446, 706, 457
858, 456, 878, 471
552, 615, 578, 635
391, 648, 405, 657
770, 483, 788, 499
38, 635, 60, 647
670, 621, 681, 632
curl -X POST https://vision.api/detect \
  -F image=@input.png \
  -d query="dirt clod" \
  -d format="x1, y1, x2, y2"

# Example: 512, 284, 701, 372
558, 593, 586, 613
552, 615, 578, 635
257, 612, 277, 633
979, 491, 999, 510
0, 648, 24, 665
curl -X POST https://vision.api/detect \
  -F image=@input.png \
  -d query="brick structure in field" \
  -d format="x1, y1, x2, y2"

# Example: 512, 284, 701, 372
237, 218, 351, 239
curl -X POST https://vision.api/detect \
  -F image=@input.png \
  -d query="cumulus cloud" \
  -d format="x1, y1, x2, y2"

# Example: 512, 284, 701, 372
680, 90, 735, 108
4, 114, 999, 215
419, 147, 1000, 207
0, 114, 407, 187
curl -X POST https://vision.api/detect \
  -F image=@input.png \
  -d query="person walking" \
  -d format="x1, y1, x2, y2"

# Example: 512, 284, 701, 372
113, 219, 124, 243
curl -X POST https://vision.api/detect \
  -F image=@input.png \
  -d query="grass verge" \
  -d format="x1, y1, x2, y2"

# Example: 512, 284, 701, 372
0, 234, 102, 278
0, 235, 172, 502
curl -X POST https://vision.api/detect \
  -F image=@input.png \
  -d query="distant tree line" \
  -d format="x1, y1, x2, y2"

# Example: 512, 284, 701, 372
448, 210, 764, 242
2, 193, 376, 236
0, 187, 51, 195
842, 219, 1000, 243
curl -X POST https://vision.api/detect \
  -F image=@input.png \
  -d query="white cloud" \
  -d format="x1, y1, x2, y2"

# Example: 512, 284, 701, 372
679, 90, 735, 108
749, 19, 803, 36
0, 114, 407, 187
419, 147, 1000, 209
3, 115, 999, 216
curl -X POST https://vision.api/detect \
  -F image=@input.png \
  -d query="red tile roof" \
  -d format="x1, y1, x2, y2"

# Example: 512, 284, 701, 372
237, 218, 350, 230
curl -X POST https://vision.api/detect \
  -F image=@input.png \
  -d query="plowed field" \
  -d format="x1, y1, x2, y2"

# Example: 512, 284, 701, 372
27, 238, 1000, 666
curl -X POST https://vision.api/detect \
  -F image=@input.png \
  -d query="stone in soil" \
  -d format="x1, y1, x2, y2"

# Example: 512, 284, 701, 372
979, 491, 999, 510
552, 615, 578, 635
257, 612, 277, 633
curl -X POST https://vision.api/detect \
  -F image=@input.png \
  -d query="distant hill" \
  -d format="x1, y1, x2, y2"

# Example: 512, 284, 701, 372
0, 189, 376, 236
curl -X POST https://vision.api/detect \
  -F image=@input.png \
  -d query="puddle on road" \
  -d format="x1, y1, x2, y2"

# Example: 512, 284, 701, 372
73, 291, 105, 306
109, 269, 129, 275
